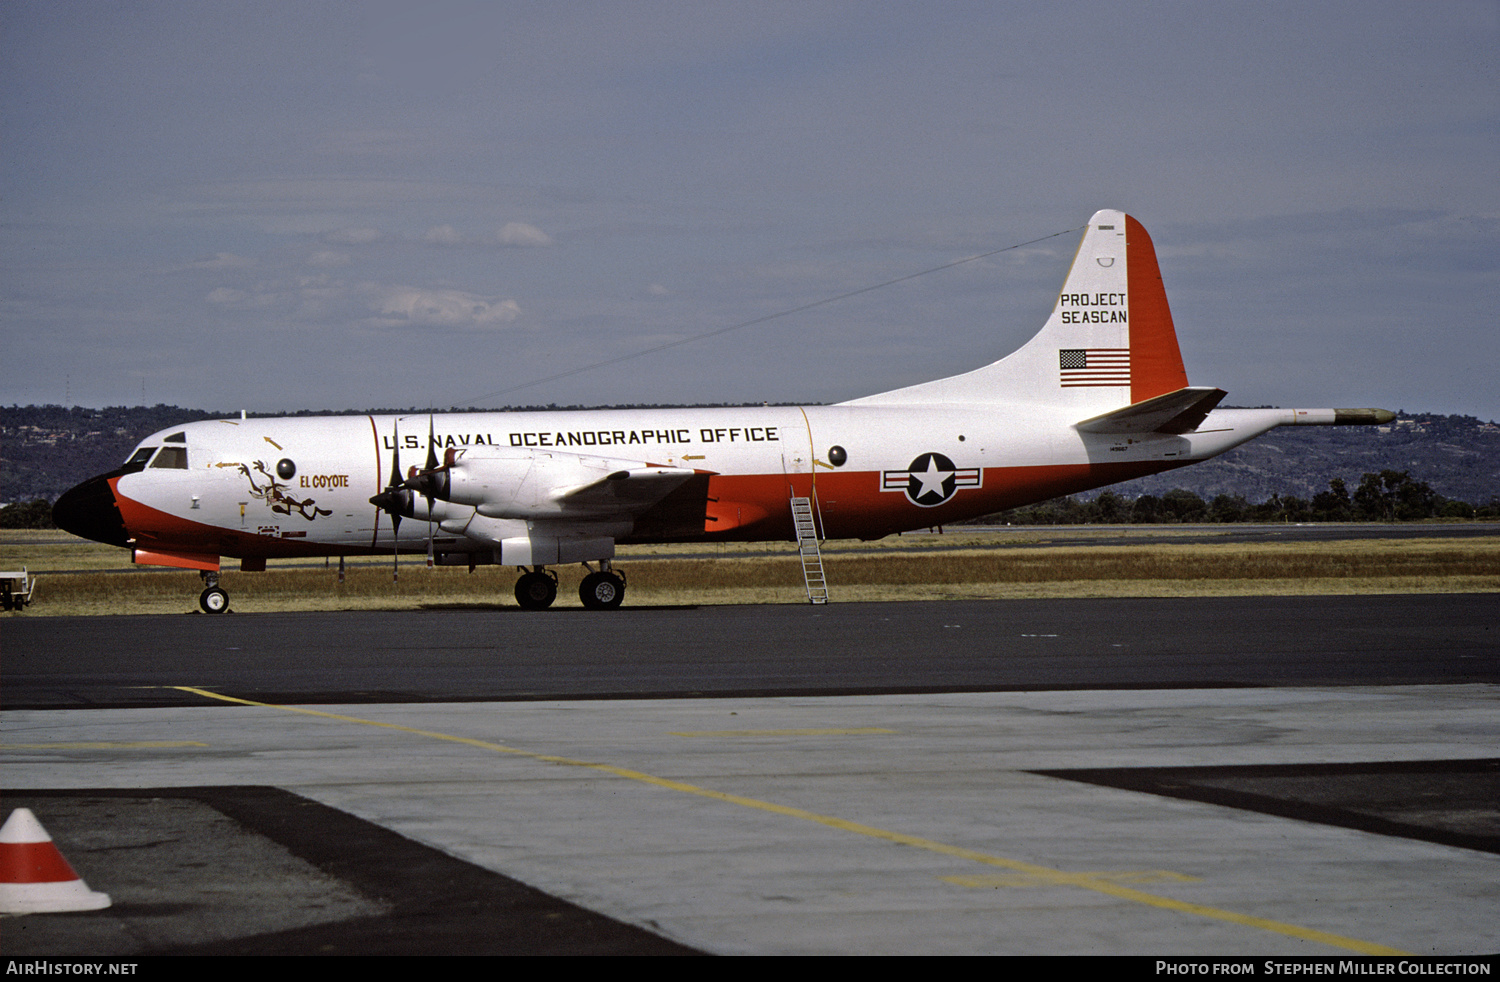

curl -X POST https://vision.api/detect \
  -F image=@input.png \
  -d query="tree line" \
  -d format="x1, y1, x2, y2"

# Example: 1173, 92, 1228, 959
984, 470, 1498, 525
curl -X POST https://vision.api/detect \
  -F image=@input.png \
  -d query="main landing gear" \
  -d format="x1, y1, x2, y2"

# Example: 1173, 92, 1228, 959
579, 567, 625, 610
511, 563, 626, 610
199, 570, 229, 614
514, 568, 558, 610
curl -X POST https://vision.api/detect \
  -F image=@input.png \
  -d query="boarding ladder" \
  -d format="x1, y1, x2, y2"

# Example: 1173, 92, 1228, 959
790, 496, 829, 604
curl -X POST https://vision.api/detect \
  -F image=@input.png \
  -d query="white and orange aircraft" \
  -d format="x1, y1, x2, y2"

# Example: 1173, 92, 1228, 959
53, 210, 1392, 612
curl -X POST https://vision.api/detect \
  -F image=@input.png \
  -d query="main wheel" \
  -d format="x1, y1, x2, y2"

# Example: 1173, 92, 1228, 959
514, 570, 558, 610
579, 571, 625, 610
199, 587, 229, 613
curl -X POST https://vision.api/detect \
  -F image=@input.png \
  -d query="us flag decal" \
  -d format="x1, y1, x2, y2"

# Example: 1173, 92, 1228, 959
1059, 348, 1130, 387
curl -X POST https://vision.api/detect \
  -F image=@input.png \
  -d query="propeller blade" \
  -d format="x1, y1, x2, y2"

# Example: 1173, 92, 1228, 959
372, 420, 402, 581
383, 422, 404, 537
425, 414, 437, 567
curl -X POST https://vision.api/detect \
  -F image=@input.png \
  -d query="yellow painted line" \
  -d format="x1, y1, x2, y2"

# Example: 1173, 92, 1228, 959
670, 728, 896, 737
943, 870, 1200, 889
1, 741, 209, 750
170, 685, 1408, 956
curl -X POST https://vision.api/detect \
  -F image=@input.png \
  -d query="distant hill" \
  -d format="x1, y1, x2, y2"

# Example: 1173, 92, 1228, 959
3, 404, 1497, 508
1077, 411, 1500, 507
4, 405, 223, 503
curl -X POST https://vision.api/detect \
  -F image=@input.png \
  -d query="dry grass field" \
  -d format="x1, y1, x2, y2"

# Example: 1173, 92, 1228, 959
3, 526, 1497, 616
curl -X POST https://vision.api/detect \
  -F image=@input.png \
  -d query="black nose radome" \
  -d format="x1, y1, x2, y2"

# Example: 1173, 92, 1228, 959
52, 473, 130, 548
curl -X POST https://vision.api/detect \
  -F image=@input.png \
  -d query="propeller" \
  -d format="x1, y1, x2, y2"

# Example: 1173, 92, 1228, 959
404, 435, 453, 502
373, 415, 459, 574
368, 419, 410, 582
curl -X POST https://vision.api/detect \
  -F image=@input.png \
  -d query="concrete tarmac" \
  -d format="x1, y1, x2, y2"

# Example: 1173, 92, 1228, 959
2, 596, 1498, 956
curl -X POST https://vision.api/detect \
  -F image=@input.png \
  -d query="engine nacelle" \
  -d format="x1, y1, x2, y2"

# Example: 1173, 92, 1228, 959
404, 496, 473, 524
433, 447, 649, 519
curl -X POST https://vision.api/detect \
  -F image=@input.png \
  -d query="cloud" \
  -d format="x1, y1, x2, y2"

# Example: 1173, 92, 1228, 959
206, 287, 249, 304
307, 250, 351, 268
189, 252, 256, 270
496, 221, 553, 247
362, 284, 521, 329
420, 222, 554, 248
195, 268, 522, 333
423, 224, 464, 246
323, 227, 382, 245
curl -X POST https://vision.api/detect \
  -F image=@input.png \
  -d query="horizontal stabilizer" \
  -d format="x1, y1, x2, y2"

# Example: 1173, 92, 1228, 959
1075, 386, 1227, 434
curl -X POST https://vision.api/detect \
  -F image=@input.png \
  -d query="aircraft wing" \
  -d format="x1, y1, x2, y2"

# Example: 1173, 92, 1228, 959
1074, 386, 1227, 435
548, 466, 702, 515
418, 446, 709, 522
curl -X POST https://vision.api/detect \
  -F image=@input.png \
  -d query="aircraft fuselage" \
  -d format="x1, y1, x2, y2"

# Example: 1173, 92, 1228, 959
68, 403, 1287, 571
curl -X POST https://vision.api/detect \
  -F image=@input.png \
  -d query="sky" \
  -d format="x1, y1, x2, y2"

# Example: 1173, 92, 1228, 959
3, 1, 1497, 419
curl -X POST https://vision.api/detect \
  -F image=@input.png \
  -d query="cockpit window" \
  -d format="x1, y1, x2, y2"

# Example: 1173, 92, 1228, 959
163, 432, 186, 443
125, 447, 156, 467
150, 446, 189, 469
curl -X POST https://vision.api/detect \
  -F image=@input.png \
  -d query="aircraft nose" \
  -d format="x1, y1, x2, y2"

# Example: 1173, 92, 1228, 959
52, 474, 131, 547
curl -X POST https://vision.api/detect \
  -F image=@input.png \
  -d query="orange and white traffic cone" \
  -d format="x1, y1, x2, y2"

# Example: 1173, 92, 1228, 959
0, 808, 111, 914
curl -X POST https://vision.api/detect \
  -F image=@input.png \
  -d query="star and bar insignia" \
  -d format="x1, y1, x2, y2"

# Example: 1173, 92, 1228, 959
880, 452, 982, 507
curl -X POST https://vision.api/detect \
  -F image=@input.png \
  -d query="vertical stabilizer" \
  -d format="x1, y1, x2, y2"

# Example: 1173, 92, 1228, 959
843, 210, 1190, 409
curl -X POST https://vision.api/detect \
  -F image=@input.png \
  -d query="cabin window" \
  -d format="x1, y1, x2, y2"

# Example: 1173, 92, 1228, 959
150, 446, 189, 469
